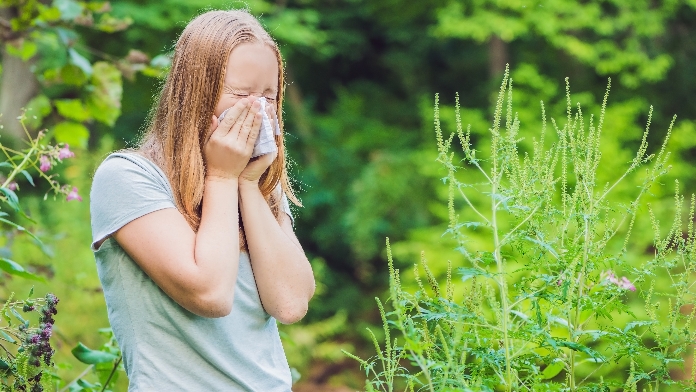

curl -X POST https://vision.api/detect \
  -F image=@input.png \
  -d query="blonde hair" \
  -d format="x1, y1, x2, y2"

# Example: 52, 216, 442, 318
139, 10, 299, 238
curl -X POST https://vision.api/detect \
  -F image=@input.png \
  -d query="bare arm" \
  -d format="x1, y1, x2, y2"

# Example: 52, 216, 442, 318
239, 181, 315, 324
113, 178, 239, 317
237, 102, 315, 324
111, 98, 263, 318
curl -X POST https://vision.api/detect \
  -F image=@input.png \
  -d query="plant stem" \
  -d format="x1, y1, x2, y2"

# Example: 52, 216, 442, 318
58, 365, 94, 392
491, 170, 513, 392
101, 356, 122, 392
0, 144, 37, 189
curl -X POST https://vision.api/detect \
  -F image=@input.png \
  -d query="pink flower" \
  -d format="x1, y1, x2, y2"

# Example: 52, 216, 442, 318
39, 155, 51, 172
619, 277, 636, 292
602, 270, 635, 291
66, 186, 82, 202
7, 182, 17, 191
58, 144, 74, 159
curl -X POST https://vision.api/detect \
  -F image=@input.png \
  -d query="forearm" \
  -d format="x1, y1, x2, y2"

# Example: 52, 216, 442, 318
193, 177, 241, 302
239, 181, 314, 324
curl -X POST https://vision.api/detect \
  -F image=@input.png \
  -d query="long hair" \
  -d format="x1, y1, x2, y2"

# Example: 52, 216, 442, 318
138, 10, 300, 239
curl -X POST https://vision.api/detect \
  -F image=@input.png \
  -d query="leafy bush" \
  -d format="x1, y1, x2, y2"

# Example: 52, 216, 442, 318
347, 68, 696, 391
0, 117, 122, 391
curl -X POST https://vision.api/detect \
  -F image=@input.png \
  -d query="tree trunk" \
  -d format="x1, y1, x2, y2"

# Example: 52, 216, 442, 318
0, 7, 39, 143
488, 35, 509, 78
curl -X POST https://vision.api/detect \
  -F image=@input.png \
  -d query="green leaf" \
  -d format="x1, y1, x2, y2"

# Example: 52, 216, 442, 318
10, 308, 27, 326
72, 342, 118, 364
55, 99, 92, 122
0, 187, 20, 212
86, 62, 122, 126
5, 40, 38, 61
55, 0, 84, 21
0, 330, 16, 343
23, 94, 52, 129
540, 359, 565, 380
54, 121, 90, 148
0, 358, 9, 370
557, 340, 605, 361
0, 217, 45, 248
19, 170, 34, 187
458, 267, 491, 282
69, 48, 93, 76
0, 258, 45, 282
38, 5, 62, 22
623, 321, 658, 333
76, 378, 97, 388
60, 64, 88, 86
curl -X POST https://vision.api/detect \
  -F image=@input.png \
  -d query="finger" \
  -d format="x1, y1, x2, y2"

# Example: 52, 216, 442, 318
243, 110, 264, 153
217, 98, 251, 136
237, 100, 261, 141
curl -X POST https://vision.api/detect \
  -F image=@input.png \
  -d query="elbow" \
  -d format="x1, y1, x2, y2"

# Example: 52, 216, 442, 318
274, 301, 309, 325
189, 290, 234, 318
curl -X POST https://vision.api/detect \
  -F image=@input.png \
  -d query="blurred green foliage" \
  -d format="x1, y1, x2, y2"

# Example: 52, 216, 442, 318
2, 0, 696, 389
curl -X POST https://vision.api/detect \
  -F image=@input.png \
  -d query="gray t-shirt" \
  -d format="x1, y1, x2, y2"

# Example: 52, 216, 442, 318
90, 152, 293, 391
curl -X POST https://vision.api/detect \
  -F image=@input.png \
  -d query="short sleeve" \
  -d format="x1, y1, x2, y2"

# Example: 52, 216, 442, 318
90, 153, 176, 250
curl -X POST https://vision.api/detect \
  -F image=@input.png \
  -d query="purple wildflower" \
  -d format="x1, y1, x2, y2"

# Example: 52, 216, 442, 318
39, 155, 51, 172
66, 186, 82, 202
7, 181, 17, 191
58, 144, 74, 159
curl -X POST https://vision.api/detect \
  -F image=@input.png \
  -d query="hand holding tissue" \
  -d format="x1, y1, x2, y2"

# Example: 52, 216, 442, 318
218, 97, 279, 158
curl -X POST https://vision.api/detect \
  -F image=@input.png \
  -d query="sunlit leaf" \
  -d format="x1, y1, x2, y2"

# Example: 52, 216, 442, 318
54, 121, 90, 148
86, 62, 122, 126
5, 40, 37, 61
23, 94, 52, 129
58, 64, 88, 86
55, 99, 92, 122
540, 359, 565, 380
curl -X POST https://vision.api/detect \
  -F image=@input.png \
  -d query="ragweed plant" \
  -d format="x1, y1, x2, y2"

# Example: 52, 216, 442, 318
346, 67, 696, 391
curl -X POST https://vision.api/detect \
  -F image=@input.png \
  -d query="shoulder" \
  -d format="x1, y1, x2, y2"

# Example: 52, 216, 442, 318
90, 151, 177, 247
94, 152, 163, 180
92, 152, 171, 194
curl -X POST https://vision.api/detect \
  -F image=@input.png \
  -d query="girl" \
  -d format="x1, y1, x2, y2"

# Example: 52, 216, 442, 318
89, 10, 315, 391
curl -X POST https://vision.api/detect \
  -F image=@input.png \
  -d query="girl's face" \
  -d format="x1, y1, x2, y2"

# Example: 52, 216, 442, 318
215, 42, 279, 117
